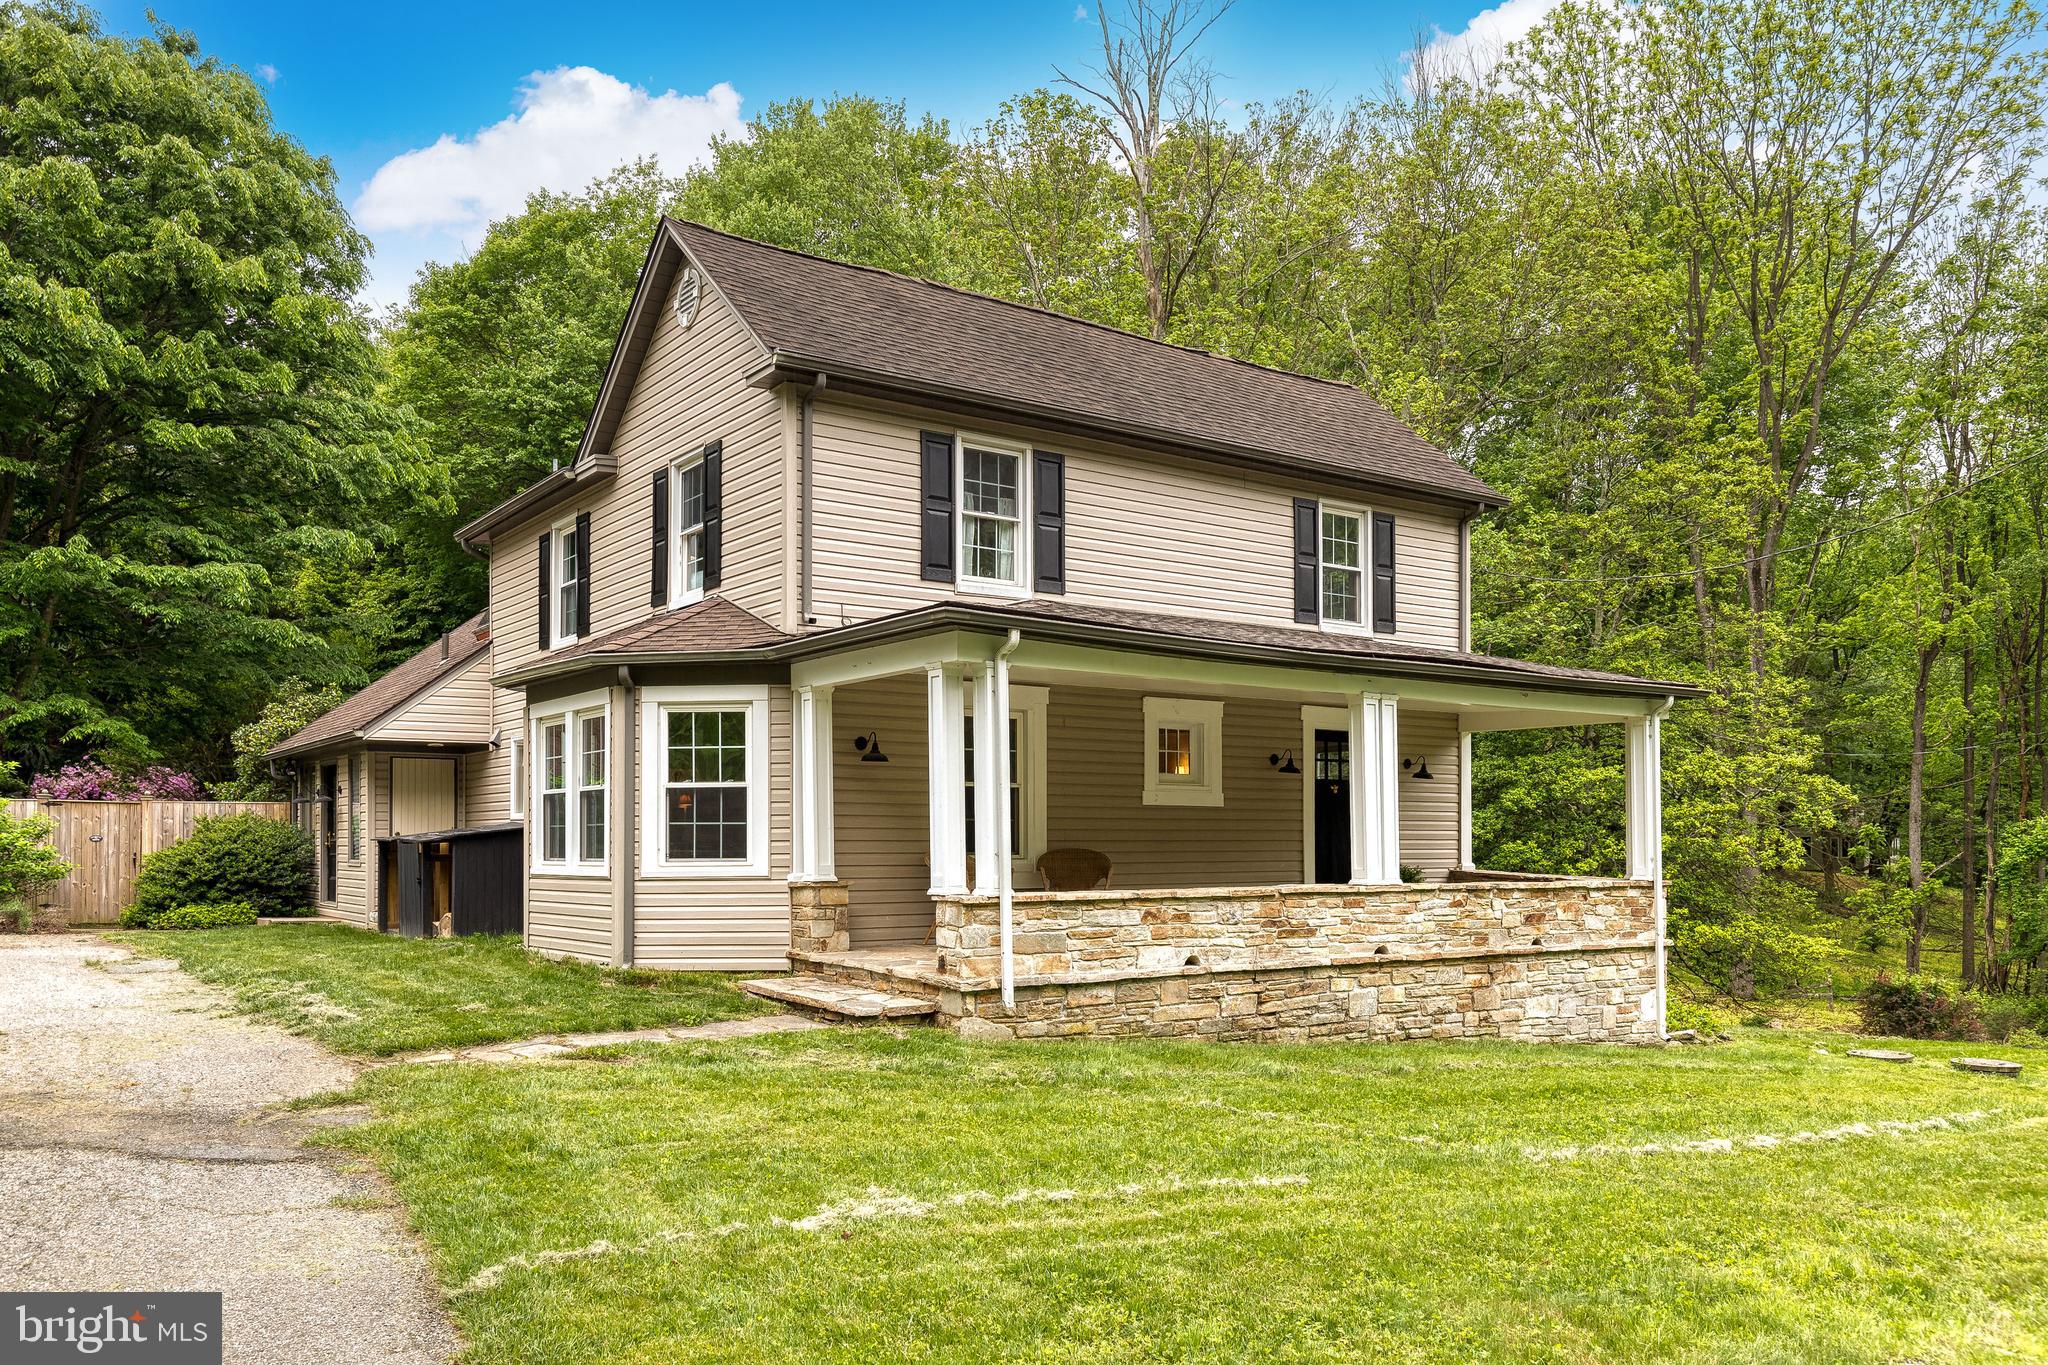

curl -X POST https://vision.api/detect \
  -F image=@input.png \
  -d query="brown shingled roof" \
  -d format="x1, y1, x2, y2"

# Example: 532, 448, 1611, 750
499, 597, 791, 680
669, 220, 1504, 508
270, 615, 491, 758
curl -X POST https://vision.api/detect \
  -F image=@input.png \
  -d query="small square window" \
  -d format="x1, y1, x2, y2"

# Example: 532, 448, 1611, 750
1142, 698, 1224, 807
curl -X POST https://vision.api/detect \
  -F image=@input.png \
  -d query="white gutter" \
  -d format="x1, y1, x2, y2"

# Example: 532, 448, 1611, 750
994, 629, 1022, 1008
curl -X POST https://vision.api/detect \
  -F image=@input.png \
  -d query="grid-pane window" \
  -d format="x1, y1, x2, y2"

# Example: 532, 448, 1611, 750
556, 525, 581, 640
541, 719, 568, 861
964, 716, 1023, 858
677, 461, 706, 596
578, 713, 607, 863
1321, 510, 1363, 625
1156, 727, 1193, 777
664, 709, 749, 861
961, 446, 1021, 584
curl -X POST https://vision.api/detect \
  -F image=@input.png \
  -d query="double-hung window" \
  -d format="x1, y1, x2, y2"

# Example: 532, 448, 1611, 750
641, 686, 771, 877
958, 438, 1028, 593
1320, 506, 1365, 629
531, 691, 608, 874
672, 454, 707, 605
553, 515, 582, 644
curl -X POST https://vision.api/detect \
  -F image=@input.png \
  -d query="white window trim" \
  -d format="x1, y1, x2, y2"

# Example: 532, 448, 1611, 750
551, 513, 583, 648
640, 684, 772, 879
965, 682, 1049, 879
667, 450, 708, 610
1142, 696, 1225, 807
529, 687, 610, 877
1317, 500, 1374, 638
507, 737, 525, 820
954, 432, 1032, 599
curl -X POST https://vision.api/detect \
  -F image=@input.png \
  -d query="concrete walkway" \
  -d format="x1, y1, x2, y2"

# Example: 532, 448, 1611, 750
399, 1011, 828, 1065
0, 935, 456, 1364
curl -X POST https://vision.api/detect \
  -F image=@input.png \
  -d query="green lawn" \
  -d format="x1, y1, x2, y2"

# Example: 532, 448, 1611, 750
325, 1027, 2048, 1364
104, 925, 771, 1055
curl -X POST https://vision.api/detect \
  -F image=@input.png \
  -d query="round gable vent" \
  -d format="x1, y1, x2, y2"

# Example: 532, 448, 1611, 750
674, 267, 701, 330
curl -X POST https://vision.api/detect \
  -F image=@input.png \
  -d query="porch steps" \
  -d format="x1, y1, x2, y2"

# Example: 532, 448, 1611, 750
738, 974, 939, 1023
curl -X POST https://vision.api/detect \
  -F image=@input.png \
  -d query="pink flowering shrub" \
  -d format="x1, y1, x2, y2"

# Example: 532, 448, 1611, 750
29, 760, 205, 801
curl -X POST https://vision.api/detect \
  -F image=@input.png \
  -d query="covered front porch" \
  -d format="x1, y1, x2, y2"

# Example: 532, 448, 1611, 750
775, 618, 1677, 1042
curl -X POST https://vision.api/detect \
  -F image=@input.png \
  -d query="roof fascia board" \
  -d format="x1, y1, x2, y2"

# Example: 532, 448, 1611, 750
747, 353, 1506, 515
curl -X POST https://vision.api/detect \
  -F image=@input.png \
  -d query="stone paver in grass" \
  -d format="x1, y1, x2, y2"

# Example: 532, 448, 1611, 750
400, 1012, 830, 1065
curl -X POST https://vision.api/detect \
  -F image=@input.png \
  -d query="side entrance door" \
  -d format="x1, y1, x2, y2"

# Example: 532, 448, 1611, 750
1312, 728, 1350, 883
319, 763, 338, 902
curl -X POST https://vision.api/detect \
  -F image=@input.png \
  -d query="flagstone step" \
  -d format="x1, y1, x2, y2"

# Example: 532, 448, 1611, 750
739, 974, 940, 1021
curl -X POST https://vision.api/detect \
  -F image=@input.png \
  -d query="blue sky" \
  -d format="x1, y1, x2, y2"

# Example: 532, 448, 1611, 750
94, 0, 1550, 309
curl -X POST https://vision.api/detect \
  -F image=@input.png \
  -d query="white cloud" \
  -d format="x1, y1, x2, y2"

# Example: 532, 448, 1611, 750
1073, 4, 1088, 20
1414, 0, 1567, 79
354, 66, 745, 235
254, 62, 279, 84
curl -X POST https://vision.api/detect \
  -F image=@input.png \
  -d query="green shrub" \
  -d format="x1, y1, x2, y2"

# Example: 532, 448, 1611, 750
1664, 998, 1728, 1035
150, 901, 259, 930
124, 814, 312, 927
1858, 974, 1983, 1041
0, 799, 72, 932
1973, 991, 2048, 1043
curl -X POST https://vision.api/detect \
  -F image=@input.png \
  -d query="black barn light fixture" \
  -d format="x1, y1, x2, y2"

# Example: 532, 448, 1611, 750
1268, 750, 1301, 774
854, 731, 890, 763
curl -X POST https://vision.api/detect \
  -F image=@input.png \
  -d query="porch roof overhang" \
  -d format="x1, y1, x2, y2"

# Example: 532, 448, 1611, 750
497, 596, 1701, 715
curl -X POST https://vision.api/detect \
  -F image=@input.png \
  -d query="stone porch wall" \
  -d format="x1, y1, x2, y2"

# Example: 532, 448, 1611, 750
930, 880, 1656, 987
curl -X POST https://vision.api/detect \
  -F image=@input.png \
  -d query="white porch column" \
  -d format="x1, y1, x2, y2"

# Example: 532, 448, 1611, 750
1457, 729, 1474, 869
791, 683, 839, 882
926, 663, 969, 895
1347, 692, 1401, 885
970, 664, 1000, 895
1624, 712, 1663, 882
1626, 708, 1668, 1037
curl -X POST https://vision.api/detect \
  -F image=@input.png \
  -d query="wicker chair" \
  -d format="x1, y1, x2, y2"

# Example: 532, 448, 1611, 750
1036, 847, 1113, 892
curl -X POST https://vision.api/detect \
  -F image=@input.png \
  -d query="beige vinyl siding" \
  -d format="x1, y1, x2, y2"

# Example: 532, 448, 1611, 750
632, 685, 794, 970
830, 675, 934, 947
526, 876, 614, 962
462, 683, 521, 824
807, 395, 1468, 648
367, 654, 493, 744
1397, 710, 1460, 880
830, 679, 1466, 947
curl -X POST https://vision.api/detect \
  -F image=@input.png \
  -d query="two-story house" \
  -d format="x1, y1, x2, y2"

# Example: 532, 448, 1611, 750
273, 219, 1696, 1043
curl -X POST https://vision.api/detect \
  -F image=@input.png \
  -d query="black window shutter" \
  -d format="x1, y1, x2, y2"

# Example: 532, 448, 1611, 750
573, 511, 591, 639
701, 440, 723, 590
1032, 451, 1066, 594
919, 430, 955, 583
650, 468, 670, 606
1372, 512, 1396, 632
1292, 498, 1319, 623
536, 532, 552, 650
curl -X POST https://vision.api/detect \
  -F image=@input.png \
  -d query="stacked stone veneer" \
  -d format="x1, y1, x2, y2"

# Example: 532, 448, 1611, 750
923, 881, 1661, 1044
789, 881, 850, 954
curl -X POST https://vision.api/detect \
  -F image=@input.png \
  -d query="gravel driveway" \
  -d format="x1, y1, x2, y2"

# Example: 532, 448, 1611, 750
0, 934, 456, 1363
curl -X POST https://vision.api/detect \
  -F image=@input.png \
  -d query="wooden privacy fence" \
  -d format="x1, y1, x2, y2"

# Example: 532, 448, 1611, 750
4, 799, 292, 925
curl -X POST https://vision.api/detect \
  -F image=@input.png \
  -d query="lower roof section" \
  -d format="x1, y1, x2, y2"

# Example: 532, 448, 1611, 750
497, 596, 1700, 703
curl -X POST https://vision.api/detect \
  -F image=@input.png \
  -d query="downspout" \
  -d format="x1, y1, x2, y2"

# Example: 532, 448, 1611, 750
615, 664, 637, 968
799, 373, 828, 625
994, 629, 1022, 1009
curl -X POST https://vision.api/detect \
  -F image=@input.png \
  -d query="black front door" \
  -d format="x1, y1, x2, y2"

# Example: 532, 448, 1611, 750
319, 762, 339, 902
1312, 729, 1350, 883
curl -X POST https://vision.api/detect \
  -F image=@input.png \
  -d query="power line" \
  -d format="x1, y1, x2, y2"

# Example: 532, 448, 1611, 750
1474, 453, 2034, 587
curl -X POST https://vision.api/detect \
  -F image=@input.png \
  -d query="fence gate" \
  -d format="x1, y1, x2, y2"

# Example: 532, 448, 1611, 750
5, 799, 292, 925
